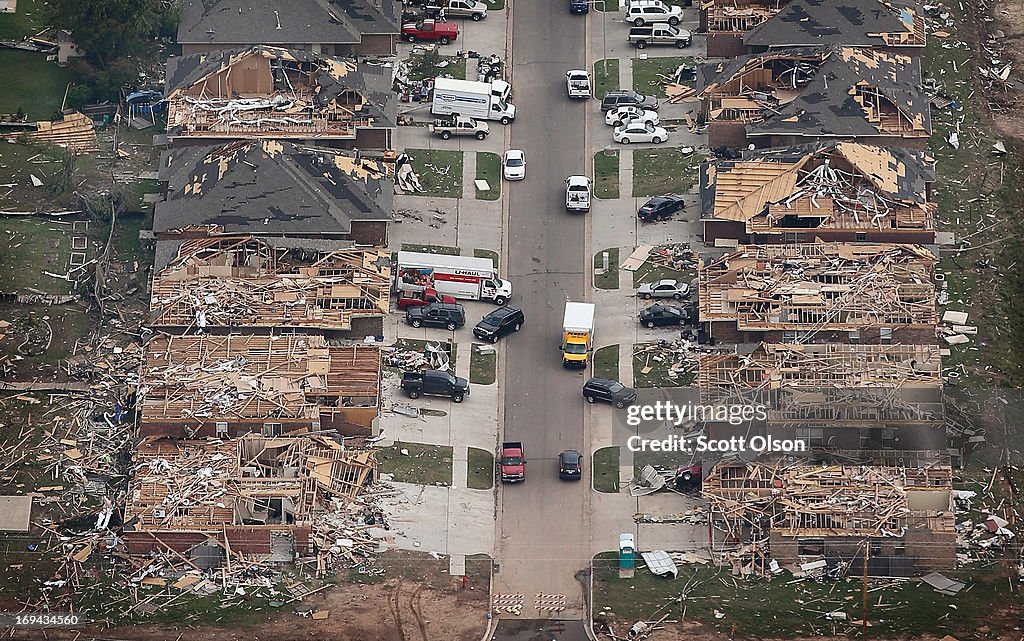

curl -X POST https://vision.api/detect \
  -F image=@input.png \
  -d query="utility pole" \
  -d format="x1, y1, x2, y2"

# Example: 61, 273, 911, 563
861, 542, 870, 639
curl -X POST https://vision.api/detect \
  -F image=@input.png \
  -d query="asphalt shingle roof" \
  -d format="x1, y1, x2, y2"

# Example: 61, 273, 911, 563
744, 0, 923, 48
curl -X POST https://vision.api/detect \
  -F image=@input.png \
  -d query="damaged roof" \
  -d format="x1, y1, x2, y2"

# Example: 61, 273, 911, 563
177, 0, 398, 46
701, 141, 935, 229
744, 0, 926, 48
154, 140, 393, 237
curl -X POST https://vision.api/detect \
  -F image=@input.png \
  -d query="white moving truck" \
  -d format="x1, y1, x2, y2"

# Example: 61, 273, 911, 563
432, 77, 517, 125
561, 302, 595, 368
396, 251, 513, 304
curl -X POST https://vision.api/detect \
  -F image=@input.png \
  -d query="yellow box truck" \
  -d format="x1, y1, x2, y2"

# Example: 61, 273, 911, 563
562, 301, 595, 368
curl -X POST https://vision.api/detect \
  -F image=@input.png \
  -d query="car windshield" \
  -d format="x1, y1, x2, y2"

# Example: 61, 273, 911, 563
565, 343, 588, 354
644, 122, 655, 131
607, 382, 625, 393
506, 157, 524, 167
502, 456, 523, 465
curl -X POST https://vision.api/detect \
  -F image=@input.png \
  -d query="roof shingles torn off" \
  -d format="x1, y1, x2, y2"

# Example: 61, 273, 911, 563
177, 0, 397, 46
154, 140, 393, 237
699, 46, 931, 140
744, 0, 926, 49
165, 46, 395, 140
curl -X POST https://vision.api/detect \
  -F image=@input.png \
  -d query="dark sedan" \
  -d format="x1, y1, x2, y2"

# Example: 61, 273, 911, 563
637, 195, 685, 222
558, 450, 583, 480
639, 303, 689, 328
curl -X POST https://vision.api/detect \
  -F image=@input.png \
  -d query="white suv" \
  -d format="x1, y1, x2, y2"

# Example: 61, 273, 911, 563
624, 0, 683, 26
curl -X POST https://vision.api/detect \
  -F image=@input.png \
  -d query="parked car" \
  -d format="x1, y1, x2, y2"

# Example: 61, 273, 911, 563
406, 301, 466, 330
401, 369, 470, 403
600, 90, 659, 112
558, 450, 583, 480
637, 278, 689, 300
605, 105, 659, 127
582, 377, 637, 408
502, 149, 526, 180
628, 24, 692, 48
473, 305, 525, 342
637, 195, 684, 222
402, 19, 459, 44
613, 121, 669, 144
624, 0, 684, 26
639, 303, 689, 327
397, 287, 457, 310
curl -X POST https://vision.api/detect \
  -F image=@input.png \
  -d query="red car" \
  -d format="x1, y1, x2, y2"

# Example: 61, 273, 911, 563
402, 18, 459, 44
396, 287, 456, 310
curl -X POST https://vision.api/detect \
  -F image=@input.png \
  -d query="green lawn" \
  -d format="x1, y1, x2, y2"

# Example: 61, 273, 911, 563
594, 248, 619, 290
593, 149, 620, 199
632, 56, 695, 98
375, 442, 454, 486
469, 343, 496, 385
475, 152, 501, 201
483, 0, 506, 10
0, 216, 82, 295
592, 447, 620, 493
0, 0, 45, 40
592, 59, 620, 99
632, 149, 702, 197
0, 50, 77, 121
474, 248, 499, 269
592, 344, 619, 380
406, 148, 464, 198
467, 447, 494, 490
407, 54, 467, 82
632, 262, 695, 289
633, 343, 694, 388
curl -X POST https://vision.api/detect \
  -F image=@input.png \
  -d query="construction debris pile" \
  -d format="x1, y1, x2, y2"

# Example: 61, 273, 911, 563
383, 341, 454, 372
663, 63, 698, 104
634, 341, 700, 385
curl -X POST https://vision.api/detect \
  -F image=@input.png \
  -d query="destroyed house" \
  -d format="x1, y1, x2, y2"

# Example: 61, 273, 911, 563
699, 47, 930, 150
698, 343, 945, 450
139, 333, 382, 438
124, 435, 376, 556
703, 452, 956, 573
176, 0, 398, 57
700, 142, 935, 244
743, 0, 926, 54
701, 0, 788, 58
164, 47, 395, 150
150, 237, 392, 337
154, 140, 393, 246
698, 243, 937, 344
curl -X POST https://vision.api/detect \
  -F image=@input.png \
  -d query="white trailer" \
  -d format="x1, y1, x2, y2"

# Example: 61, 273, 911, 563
432, 77, 517, 124
396, 251, 513, 304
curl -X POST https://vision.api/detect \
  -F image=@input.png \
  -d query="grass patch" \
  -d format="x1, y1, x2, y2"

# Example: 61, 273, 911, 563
594, 247, 620, 290
632, 342, 694, 388
483, 0, 506, 10
592, 447, 620, 493
0, 215, 89, 295
407, 54, 467, 82
400, 243, 461, 256
469, 343, 496, 385
593, 149, 620, 199
405, 148, 464, 198
632, 56, 695, 98
475, 152, 501, 201
593, 555, 1016, 638
632, 148, 702, 197
474, 248, 499, 270
593, 59, 620, 99
592, 344, 619, 380
0, 0, 45, 39
375, 442, 454, 486
467, 447, 494, 489
632, 261, 695, 289
0, 50, 77, 121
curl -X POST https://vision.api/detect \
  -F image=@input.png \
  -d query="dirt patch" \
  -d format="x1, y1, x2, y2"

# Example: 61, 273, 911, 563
990, 0, 1024, 141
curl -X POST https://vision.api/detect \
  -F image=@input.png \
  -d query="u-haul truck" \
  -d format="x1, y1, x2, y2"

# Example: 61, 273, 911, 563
396, 251, 513, 305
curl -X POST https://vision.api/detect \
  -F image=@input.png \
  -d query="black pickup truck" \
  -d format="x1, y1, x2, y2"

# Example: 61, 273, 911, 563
400, 370, 470, 403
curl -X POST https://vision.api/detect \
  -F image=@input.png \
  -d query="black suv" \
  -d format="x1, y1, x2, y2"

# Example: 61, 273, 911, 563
558, 450, 583, 481
400, 370, 470, 402
600, 90, 659, 112
406, 302, 466, 330
638, 195, 685, 222
582, 377, 637, 408
473, 305, 525, 343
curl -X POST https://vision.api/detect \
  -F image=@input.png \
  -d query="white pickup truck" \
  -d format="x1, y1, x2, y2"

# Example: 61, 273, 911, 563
566, 69, 591, 99
565, 175, 591, 212
429, 115, 489, 140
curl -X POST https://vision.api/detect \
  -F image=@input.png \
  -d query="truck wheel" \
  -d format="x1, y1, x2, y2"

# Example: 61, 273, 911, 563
586, 395, 596, 403
440, 36, 451, 44
472, 12, 482, 20
652, 136, 662, 144
446, 322, 457, 331
441, 130, 452, 140
405, 34, 416, 42
635, 40, 646, 49
494, 296, 507, 305
475, 131, 486, 140
408, 389, 421, 399
411, 319, 422, 328
668, 16, 679, 25
633, 17, 644, 25
646, 321, 655, 328
500, 116, 511, 125
452, 394, 464, 403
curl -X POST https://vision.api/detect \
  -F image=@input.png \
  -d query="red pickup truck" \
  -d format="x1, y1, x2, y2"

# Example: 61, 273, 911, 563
499, 442, 525, 483
402, 19, 459, 44
397, 287, 456, 310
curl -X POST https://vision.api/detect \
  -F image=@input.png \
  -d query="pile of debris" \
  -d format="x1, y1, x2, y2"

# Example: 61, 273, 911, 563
662, 63, 699, 104
953, 488, 1017, 563
383, 341, 453, 372
633, 340, 700, 384
938, 309, 977, 348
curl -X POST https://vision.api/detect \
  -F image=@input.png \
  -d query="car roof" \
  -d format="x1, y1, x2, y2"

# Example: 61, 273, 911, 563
504, 149, 525, 159
560, 450, 582, 460
486, 305, 521, 318
656, 279, 678, 286
567, 69, 588, 75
